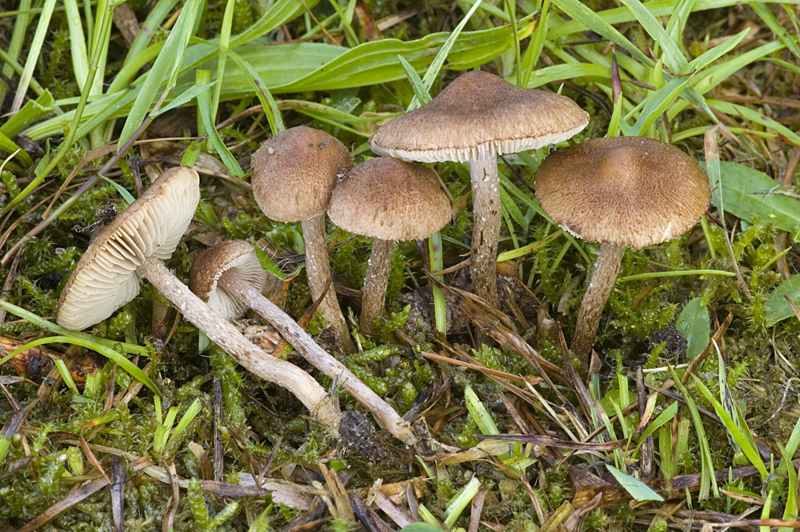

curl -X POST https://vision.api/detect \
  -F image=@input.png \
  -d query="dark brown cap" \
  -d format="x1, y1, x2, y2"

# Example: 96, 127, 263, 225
57, 167, 200, 330
251, 126, 352, 223
369, 71, 589, 163
535, 136, 710, 250
328, 157, 451, 241
190, 240, 267, 319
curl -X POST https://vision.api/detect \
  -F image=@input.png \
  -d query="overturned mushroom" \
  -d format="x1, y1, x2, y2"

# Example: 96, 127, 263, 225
252, 127, 355, 354
57, 167, 340, 432
190, 240, 417, 446
535, 137, 710, 362
370, 71, 589, 309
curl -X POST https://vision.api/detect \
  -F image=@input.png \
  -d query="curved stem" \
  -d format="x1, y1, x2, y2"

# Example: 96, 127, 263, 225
571, 243, 624, 362
360, 238, 394, 337
137, 257, 341, 434
301, 214, 355, 354
219, 270, 417, 446
469, 156, 500, 310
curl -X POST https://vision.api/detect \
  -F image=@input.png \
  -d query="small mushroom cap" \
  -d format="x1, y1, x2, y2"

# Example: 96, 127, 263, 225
369, 71, 589, 163
252, 126, 353, 223
57, 167, 200, 330
190, 240, 267, 319
535, 136, 711, 250
328, 157, 451, 241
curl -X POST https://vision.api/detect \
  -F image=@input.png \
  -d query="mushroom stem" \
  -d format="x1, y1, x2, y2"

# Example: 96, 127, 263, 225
136, 256, 341, 434
571, 243, 624, 362
217, 270, 418, 446
301, 214, 355, 354
469, 155, 500, 310
360, 238, 394, 337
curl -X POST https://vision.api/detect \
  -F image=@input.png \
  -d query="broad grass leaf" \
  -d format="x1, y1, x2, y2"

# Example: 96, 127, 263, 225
606, 465, 664, 501
712, 161, 800, 234
676, 297, 709, 359
766, 274, 800, 325
274, 19, 533, 92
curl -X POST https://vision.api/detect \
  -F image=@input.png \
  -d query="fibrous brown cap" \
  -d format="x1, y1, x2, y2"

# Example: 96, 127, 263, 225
535, 136, 710, 250
190, 240, 267, 319
57, 167, 200, 330
251, 126, 353, 223
328, 157, 451, 241
369, 71, 589, 163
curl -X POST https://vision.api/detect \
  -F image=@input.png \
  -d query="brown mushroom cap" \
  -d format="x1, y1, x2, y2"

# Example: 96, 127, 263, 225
190, 240, 267, 319
535, 136, 710, 250
57, 167, 200, 330
251, 126, 353, 223
369, 71, 590, 163
328, 157, 451, 241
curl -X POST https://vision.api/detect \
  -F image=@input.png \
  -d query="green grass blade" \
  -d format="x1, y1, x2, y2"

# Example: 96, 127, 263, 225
520, 0, 550, 88
682, 28, 749, 74
117, 0, 202, 148
64, 0, 90, 91
629, 76, 690, 136
0, 299, 150, 355
410, 0, 483, 109
398, 55, 431, 108
751, 3, 800, 62
0, 0, 32, 105
54, 358, 80, 395
666, 0, 695, 52
0, 90, 54, 138
125, 0, 180, 69
670, 367, 718, 500
210, 0, 236, 132
0, 336, 157, 395
151, 81, 218, 118
10, 0, 56, 113
635, 401, 678, 451
3, 2, 113, 214
428, 233, 447, 336
0, 137, 32, 167
231, 0, 321, 49
692, 376, 767, 480
195, 70, 244, 177
621, 0, 687, 71
551, 0, 652, 66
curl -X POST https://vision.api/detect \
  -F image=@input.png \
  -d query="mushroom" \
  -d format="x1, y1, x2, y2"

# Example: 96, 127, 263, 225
327, 157, 451, 336
369, 71, 589, 309
534, 137, 710, 362
189, 240, 418, 445
57, 167, 340, 432
251, 126, 356, 354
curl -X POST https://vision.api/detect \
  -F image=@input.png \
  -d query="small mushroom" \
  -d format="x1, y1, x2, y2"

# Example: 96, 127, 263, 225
369, 71, 589, 309
535, 137, 710, 362
328, 157, 451, 336
252, 126, 356, 354
57, 167, 340, 432
189, 240, 417, 446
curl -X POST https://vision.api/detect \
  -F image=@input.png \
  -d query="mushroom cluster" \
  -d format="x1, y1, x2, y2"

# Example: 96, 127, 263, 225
370, 71, 589, 309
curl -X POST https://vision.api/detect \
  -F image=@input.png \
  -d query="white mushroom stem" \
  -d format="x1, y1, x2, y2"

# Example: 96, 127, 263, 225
469, 155, 501, 310
360, 238, 394, 337
301, 214, 356, 354
571, 243, 624, 362
217, 269, 418, 446
136, 256, 341, 434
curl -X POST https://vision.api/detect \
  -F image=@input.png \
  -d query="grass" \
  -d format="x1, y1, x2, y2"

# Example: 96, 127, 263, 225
0, 0, 800, 530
